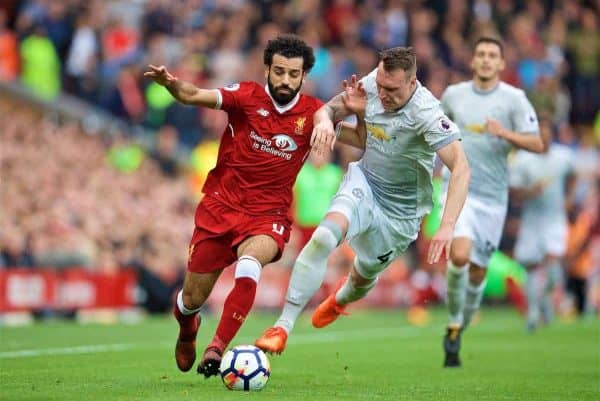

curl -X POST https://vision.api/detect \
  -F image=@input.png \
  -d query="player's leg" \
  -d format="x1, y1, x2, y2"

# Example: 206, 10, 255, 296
175, 223, 235, 373
255, 215, 346, 353
277, 216, 346, 329
446, 237, 472, 328
311, 263, 377, 328
311, 214, 419, 328
462, 263, 487, 329
514, 221, 546, 331
174, 269, 223, 372
256, 162, 372, 353
540, 254, 563, 324
443, 236, 471, 368
524, 263, 541, 332
199, 234, 278, 377
540, 222, 568, 324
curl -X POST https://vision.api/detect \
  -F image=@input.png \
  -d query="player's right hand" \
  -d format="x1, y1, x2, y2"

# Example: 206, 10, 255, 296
341, 74, 367, 117
311, 120, 336, 155
143, 65, 178, 87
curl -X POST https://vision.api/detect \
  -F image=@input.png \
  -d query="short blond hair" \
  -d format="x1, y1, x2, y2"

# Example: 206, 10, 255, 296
379, 47, 417, 77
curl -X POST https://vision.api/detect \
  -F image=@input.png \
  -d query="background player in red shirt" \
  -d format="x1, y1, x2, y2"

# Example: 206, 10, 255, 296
144, 34, 322, 377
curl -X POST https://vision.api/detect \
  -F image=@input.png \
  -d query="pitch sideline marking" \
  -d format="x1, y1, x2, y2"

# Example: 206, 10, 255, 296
0, 326, 419, 359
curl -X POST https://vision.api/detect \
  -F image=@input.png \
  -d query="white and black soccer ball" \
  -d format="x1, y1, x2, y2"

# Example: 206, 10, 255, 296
219, 345, 270, 391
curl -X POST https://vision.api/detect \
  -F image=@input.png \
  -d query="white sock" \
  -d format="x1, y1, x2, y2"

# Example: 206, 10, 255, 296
275, 223, 341, 333
526, 270, 540, 325
541, 260, 562, 322
463, 279, 486, 329
235, 255, 262, 283
446, 261, 468, 326
335, 274, 377, 305
177, 290, 201, 315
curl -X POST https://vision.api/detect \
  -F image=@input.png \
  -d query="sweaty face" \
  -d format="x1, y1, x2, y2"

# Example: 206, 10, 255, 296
266, 54, 305, 105
375, 62, 416, 112
471, 43, 505, 82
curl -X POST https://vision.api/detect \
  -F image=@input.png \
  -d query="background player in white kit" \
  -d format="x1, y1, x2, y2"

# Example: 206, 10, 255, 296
440, 37, 544, 367
255, 47, 471, 353
510, 116, 576, 332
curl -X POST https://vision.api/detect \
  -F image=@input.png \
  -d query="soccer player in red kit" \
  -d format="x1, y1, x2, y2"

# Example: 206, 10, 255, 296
144, 34, 322, 377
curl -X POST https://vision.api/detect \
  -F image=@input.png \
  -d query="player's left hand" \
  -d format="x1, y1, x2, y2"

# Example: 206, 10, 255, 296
485, 118, 506, 138
427, 223, 454, 264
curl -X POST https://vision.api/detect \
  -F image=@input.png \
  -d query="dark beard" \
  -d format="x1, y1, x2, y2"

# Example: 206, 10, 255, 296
268, 79, 302, 105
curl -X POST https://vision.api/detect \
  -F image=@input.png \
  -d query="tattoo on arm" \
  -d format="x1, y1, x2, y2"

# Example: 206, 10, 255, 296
325, 94, 346, 121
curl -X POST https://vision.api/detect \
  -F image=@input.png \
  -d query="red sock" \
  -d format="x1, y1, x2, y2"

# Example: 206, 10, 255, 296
173, 305, 199, 341
212, 277, 257, 350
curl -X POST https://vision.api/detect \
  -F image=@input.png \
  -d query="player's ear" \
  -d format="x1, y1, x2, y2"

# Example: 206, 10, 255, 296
498, 58, 506, 72
264, 66, 270, 80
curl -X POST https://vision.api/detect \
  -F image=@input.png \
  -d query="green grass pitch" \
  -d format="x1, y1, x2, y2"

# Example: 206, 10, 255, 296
1, 308, 598, 401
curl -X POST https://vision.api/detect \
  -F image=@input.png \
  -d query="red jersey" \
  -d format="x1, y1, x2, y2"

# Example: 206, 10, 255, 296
202, 82, 323, 217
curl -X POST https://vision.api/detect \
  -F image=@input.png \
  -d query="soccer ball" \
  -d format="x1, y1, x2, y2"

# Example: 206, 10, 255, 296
219, 345, 270, 391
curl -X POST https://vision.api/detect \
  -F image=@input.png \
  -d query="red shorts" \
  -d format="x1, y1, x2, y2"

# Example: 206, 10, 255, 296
187, 196, 291, 273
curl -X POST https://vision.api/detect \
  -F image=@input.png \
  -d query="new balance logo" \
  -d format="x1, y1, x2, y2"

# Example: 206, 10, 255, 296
257, 108, 269, 117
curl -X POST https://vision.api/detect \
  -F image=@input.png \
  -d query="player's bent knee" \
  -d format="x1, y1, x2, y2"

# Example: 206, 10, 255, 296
450, 249, 470, 267
468, 265, 487, 285
309, 223, 342, 251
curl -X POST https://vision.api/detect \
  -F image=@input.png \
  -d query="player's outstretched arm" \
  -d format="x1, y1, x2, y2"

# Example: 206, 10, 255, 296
143, 65, 219, 108
428, 141, 470, 264
485, 118, 545, 153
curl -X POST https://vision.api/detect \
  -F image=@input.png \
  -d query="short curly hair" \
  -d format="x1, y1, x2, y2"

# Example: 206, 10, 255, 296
263, 34, 315, 73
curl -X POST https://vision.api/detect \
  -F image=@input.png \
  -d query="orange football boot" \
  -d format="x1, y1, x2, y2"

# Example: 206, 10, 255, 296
255, 326, 289, 354
311, 277, 349, 328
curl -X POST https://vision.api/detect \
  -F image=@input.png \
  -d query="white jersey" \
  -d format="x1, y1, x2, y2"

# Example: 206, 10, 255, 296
510, 143, 575, 225
359, 69, 461, 220
441, 81, 540, 207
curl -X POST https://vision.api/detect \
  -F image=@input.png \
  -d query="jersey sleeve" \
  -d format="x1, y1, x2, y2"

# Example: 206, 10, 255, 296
358, 69, 379, 101
420, 106, 461, 151
216, 81, 256, 113
511, 91, 540, 135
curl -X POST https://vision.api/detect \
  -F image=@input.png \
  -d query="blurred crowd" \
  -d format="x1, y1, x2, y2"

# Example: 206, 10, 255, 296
1, 0, 599, 313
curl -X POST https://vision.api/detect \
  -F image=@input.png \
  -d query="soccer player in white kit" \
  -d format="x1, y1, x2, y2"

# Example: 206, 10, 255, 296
255, 47, 471, 354
440, 37, 544, 367
510, 117, 576, 332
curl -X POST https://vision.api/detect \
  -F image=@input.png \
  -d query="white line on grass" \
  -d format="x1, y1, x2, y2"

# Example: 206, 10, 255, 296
0, 326, 420, 359
0, 343, 134, 359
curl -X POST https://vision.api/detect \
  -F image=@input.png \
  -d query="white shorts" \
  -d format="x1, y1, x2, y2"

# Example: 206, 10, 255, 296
451, 195, 507, 268
327, 162, 421, 279
514, 217, 567, 265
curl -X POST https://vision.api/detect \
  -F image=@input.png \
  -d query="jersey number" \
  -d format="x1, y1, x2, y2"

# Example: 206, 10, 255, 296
377, 250, 393, 264
272, 224, 285, 236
